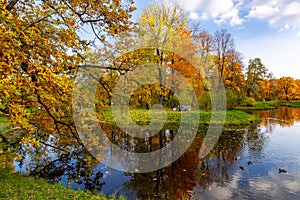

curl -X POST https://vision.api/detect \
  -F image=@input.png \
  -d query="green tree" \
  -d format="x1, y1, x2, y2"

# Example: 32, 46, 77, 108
245, 58, 268, 98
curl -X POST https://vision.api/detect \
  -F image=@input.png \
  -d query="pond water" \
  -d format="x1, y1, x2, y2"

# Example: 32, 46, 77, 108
9, 107, 300, 199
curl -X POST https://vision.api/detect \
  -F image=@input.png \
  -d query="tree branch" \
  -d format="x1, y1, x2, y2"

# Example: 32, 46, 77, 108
77, 64, 131, 72
6, 0, 19, 11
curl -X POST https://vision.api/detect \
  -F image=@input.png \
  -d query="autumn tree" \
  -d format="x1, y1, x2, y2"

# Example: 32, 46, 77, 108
213, 29, 243, 91
277, 77, 298, 101
0, 0, 135, 145
84, 1, 197, 110
258, 79, 270, 100
245, 58, 268, 98
137, 0, 193, 106
223, 50, 245, 92
256, 73, 275, 100
295, 79, 300, 100
83, 31, 141, 113
192, 30, 215, 94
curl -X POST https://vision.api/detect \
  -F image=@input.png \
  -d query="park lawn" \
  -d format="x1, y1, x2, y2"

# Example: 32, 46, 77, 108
99, 109, 260, 128
0, 168, 125, 200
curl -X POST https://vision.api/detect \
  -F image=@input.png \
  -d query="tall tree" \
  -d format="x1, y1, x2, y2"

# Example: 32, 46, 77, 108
192, 30, 215, 94
0, 0, 135, 145
223, 50, 245, 92
137, 0, 191, 105
244, 58, 268, 98
214, 29, 235, 80
214, 30, 234, 87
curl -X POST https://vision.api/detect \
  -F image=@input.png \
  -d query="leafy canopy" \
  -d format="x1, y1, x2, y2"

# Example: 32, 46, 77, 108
0, 0, 135, 145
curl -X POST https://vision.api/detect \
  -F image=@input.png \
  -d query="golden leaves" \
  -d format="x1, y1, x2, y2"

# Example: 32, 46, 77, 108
277, 77, 298, 100
20, 137, 40, 147
0, 0, 135, 147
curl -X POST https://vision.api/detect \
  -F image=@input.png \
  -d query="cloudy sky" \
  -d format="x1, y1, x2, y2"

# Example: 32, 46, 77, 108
133, 0, 300, 79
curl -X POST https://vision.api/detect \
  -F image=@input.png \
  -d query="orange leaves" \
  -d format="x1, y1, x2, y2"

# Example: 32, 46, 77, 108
257, 78, 270, 100
277, 77, 298, 101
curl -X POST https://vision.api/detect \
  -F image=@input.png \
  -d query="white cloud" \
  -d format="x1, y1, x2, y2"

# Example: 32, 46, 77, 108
180, 0, 244, 27
245, 0, 300, 33
222, 8, 244, 26
179, 0, 300, 35
283, 1, 300, 16
246, 4, 280, 20
189, 12, 200, 20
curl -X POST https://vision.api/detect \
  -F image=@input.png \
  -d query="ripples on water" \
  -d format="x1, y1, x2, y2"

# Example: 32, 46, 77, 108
9, 107, 300, 199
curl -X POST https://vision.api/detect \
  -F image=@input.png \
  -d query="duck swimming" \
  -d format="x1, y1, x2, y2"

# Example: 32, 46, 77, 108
279, 168, 287, 173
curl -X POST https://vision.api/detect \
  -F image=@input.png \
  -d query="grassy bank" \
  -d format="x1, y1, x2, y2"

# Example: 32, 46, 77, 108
0, 168, 125, 200
236, 100, 300, 110
100, 109, 260, 128
281, 101, 300, 108
235, 101, 280, 110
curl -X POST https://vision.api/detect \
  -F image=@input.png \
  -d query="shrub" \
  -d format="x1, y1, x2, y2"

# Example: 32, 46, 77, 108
236, 94, 247, 105
245, 97, 256, 106
198, 92, 211, 109
166, 95, 179, 108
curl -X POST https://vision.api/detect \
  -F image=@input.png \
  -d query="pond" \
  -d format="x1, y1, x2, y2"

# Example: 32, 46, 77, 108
7, 107, 300, 199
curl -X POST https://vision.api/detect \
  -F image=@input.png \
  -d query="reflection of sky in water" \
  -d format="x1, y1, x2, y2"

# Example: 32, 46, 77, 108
71, 164, 136, 199
14, 135, 60, 174
192, 108, 300, 199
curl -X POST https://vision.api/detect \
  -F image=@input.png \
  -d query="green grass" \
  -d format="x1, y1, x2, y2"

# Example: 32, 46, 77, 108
236, 101, 280, 110
0, 168, 126, 200
99, 109, 260, 129
281, 101, 300, 108
223, 110, 260, 125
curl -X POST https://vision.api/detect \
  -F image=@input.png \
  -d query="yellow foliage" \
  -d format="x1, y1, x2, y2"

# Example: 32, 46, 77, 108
0, 0, 135, 145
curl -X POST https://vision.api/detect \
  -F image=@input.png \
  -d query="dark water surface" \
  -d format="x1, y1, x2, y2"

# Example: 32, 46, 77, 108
12, 107, 300, 199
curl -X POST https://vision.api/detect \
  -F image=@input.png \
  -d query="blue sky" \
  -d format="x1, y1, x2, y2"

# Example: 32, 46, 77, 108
132, 0, 300, 79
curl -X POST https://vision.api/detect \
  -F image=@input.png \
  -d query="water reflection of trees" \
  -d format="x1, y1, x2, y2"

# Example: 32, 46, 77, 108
11, 124, 253, 199
246, 128, 267, 159
254, 107, 300, 130
194, 130, 245, 188
7, 108, 300, 198
10, 120, 272, 199
13, 135, 104, 192
122, 133, 201, 199
101, 123, 178, 153
31, 148, 105, 192
121, 128, 251, 199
